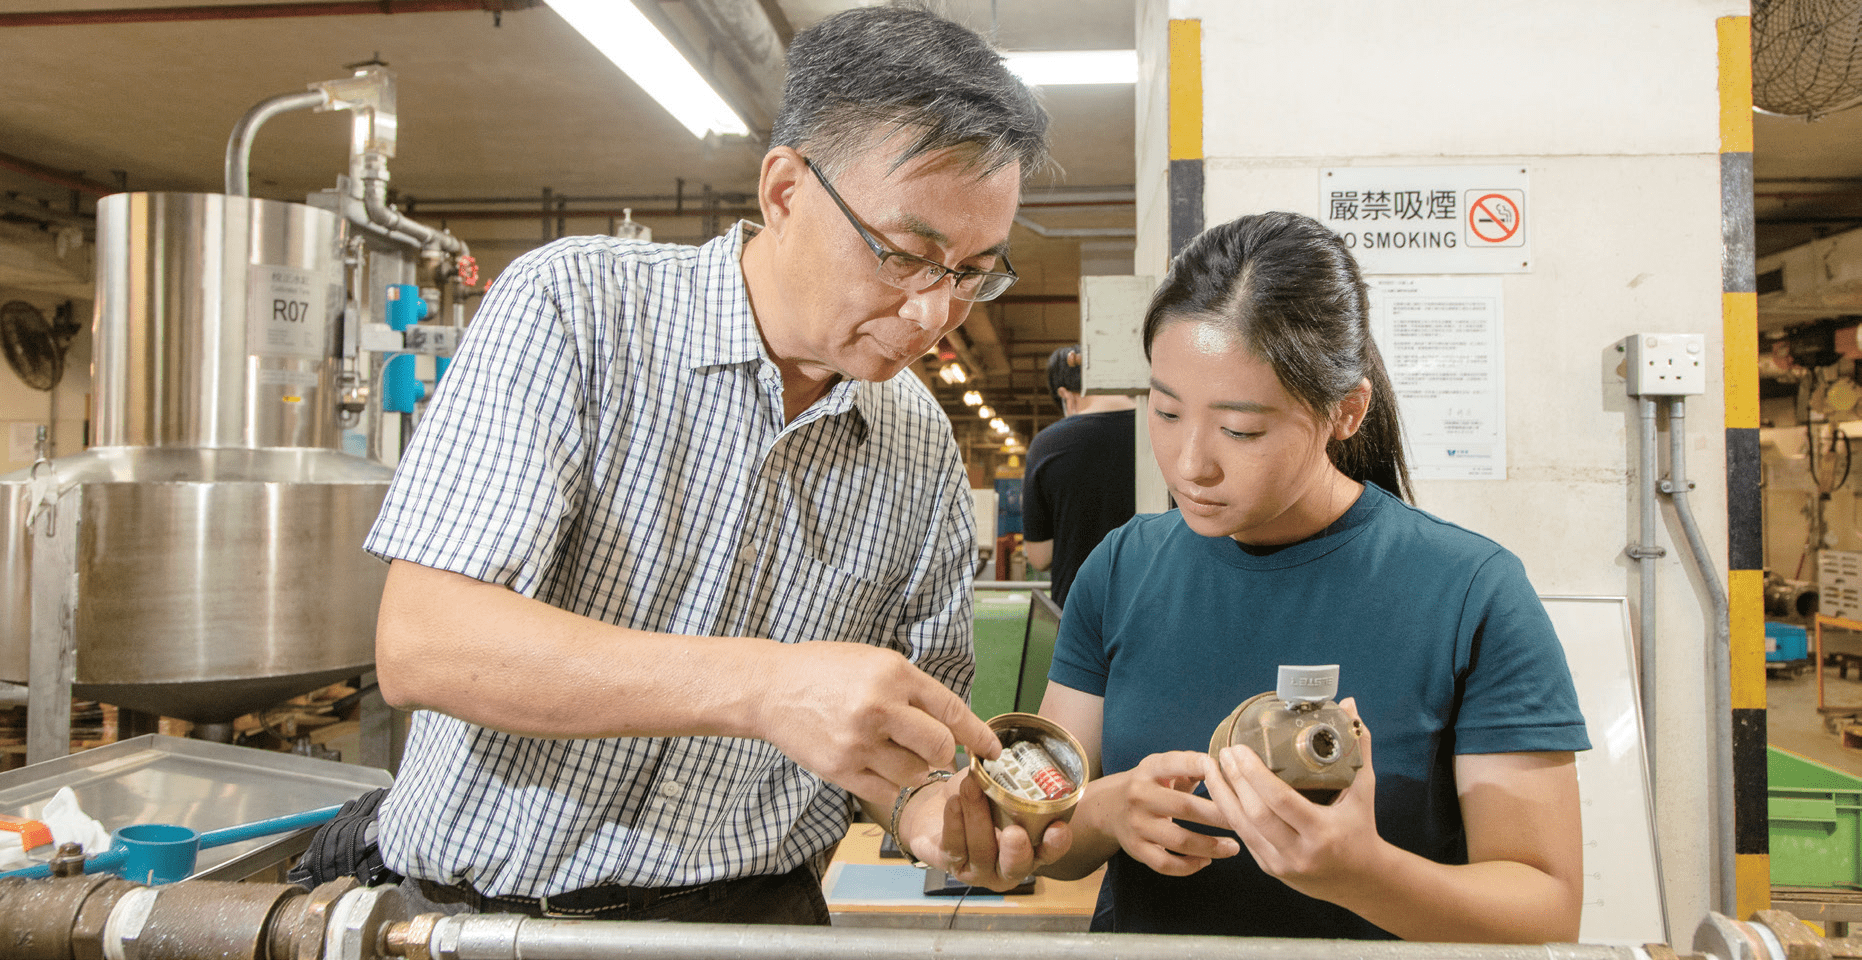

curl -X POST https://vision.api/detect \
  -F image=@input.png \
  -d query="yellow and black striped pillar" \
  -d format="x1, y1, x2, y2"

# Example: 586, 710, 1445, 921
1719, 14, 1768, 920
1168, 18, 1202, 258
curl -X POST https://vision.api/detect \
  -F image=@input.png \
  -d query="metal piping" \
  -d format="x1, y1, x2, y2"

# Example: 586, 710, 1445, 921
8, 875, 1856, 960
0, 148, 116, 196
1661, 396, 1735, 915
418, 916, 1652, 960
401, 189, 1131, 208
0, 1, 541, 28
224, 90, 328, 197
363, 171, 468, 257
407, 205, 764, 222
0, 194, 93, 226
1013, 213, 1137, 239
1631, 396, 1663, 784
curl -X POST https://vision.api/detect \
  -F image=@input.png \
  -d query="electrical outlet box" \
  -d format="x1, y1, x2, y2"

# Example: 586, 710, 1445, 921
1624, 333, 1707, 396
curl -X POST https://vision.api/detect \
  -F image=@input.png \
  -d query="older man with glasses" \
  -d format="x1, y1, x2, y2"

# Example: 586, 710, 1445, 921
342, 0, 1063, 927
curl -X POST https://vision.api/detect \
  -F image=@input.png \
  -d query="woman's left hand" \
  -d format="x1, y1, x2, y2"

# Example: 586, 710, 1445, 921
1201, 697, 1389, 904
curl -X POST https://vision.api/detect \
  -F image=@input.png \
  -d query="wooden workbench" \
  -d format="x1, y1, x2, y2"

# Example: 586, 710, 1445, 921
823, 823, 1104, 931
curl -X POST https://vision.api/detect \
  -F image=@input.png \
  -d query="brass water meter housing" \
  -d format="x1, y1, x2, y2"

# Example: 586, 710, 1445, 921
1209, 665, 1363, 805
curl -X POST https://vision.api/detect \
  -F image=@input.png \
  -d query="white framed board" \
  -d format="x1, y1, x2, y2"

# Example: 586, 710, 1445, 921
1542, 595, 1667, 945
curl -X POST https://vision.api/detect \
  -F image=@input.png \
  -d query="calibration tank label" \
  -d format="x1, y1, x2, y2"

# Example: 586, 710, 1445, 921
247, 265, 330, 358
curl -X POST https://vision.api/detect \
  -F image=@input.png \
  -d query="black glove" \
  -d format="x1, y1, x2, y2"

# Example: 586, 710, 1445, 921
288, 787, 403, 889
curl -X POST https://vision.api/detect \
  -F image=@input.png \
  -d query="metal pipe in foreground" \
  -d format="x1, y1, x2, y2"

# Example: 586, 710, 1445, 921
1633, 395, 1662, 787
414, 916, 1651, 960
1663, 396, 1735, 916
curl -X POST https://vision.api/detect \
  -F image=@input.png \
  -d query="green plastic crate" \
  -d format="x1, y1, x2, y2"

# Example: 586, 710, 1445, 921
1769, 746, 1862, 888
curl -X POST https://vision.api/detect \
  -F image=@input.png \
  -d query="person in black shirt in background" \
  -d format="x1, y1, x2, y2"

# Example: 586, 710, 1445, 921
1020, 345, 1137, 605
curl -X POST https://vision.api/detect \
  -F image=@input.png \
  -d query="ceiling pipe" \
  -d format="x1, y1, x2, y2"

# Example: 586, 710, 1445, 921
1013, 213, 1135, 239
0, 195, 94, 227
0, 149, 116, 196
996, 294, 1081, 305
0, 1, 540, 27
402, 190, 1133, 208
419, 206, 763, 221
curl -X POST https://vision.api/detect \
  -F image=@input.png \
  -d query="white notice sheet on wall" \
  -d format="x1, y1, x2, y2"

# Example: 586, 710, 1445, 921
1367, 276, 1505, 480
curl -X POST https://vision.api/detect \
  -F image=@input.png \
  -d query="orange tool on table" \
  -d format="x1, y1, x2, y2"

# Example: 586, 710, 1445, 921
0, 813, 53, 852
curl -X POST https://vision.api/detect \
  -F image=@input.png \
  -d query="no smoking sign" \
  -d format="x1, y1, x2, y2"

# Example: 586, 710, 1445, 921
1465, 190, 1525, 247
1321, 166, 1530, 273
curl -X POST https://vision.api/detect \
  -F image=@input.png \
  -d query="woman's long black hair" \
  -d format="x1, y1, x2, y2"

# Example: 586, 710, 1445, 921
1141, 212, 1412, 503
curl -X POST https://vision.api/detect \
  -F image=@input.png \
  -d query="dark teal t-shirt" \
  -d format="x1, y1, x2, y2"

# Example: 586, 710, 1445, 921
1048, 482, 1590, 938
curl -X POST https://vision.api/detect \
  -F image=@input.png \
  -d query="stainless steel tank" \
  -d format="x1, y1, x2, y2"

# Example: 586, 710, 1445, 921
0, 192, 393, 724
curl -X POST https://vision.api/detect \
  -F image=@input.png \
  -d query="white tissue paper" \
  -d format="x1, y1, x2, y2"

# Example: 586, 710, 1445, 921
43, 787, 112, 854
0, 787, 112, 872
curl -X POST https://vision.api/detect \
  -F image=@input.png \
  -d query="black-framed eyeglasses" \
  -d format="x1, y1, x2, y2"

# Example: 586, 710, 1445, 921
805, 159, 1018, 303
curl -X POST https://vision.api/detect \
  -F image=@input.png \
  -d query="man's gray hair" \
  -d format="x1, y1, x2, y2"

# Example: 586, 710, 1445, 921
771, 2, 1052, 184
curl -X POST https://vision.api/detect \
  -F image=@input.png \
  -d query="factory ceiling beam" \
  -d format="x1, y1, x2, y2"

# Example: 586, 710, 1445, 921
961, 309, 1012, 382
0, 0, 540, 28
996, 294, 1080, 305
418, 206, 763, 221
652, 0, 788, 135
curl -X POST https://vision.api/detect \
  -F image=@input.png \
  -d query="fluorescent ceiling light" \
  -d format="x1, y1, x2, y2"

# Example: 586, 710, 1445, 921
1004, 50, 1138, 86
547, 0, 749, 138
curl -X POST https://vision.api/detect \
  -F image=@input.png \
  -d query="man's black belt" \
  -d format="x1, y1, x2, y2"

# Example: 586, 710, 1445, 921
418, 865, 812, 920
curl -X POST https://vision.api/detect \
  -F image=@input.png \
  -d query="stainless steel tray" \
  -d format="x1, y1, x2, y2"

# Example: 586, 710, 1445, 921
0, 734, 391, 881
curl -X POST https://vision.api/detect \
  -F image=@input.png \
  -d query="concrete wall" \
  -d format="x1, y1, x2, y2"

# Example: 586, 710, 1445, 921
1135, 0, 1739, 937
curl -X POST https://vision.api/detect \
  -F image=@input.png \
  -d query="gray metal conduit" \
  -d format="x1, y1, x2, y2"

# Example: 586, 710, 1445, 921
1634, 396, 1662, 785
1013, 213, 1138, 239
421, 916, 1653, 960
324, 190, 428, 250
1661, 396, 1735, 916
364, 174, 470, 257
224, 90, 328, 197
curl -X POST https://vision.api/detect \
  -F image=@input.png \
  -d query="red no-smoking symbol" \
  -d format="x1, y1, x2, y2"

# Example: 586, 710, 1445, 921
1468, 192, 1522, 243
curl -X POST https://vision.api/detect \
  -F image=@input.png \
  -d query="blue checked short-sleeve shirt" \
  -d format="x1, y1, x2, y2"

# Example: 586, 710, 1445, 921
363, 222, 977, 898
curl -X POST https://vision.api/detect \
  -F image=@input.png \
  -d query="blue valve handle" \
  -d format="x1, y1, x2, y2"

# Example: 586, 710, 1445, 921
0, 804, 341, 881
199, 804, 341, 849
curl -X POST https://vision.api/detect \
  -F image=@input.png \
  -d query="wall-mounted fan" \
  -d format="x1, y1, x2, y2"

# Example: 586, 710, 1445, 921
0, 300, 82, 391
1754, 0, 1862, 119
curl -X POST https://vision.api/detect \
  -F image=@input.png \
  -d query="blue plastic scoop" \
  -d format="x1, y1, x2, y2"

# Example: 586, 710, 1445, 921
0, 804, 341, 884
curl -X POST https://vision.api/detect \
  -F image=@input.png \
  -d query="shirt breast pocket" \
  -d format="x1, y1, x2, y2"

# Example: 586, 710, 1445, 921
762, 553, 904, 653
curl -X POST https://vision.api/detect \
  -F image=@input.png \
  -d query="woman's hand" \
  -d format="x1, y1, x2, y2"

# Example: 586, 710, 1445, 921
1202, 698, 1390, 903
1086, 750, 1239, 876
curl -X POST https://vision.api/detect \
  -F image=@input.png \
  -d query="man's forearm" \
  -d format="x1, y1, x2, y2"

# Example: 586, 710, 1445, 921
376, 560, 775, 740
376, 559, 999, 815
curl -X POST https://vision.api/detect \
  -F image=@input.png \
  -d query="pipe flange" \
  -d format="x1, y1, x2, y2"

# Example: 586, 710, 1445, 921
327, 885, 411, 960
1696, 913, 1778, 960
295, 878, 360, 960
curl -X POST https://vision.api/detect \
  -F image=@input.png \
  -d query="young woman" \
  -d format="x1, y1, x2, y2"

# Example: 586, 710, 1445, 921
1033, 212, 1590, 942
